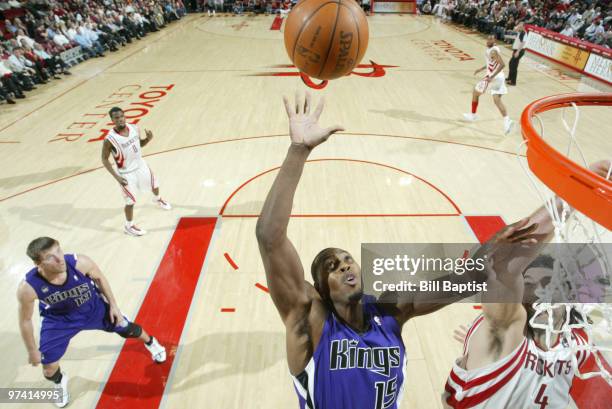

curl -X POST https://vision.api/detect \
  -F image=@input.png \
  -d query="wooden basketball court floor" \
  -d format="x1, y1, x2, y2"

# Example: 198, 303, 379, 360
1, 13, 610, 409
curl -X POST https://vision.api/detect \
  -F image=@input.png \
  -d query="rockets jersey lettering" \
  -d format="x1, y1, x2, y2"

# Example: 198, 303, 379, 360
293, 298, 407, 409
485, 46, 504, 78
444, 315, 591, 409
106, 124, 143, 173
25, 254, 103, 319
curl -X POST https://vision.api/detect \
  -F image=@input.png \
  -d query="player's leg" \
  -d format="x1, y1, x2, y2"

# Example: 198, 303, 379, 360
463, 88, 482, 121
121, 173, 146, 236
492, 94, 513, 135
488, 75, 513, 134
112, 317, 167, 363
43, 361, 69, 408
124, 204, 134, 224
39, 324, 75, 408
144, 164, 171, 210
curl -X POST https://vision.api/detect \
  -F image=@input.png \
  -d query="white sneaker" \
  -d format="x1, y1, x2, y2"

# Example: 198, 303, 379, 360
54, 372, 69, 408
144, 337, 166, 363
124, 224, 147, 236
154, 198, 172, 210
463, 113, 477, 121
504, 118, 514, 135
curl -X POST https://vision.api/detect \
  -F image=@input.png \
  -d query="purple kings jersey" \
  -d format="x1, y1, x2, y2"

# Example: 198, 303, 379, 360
25, 254, 105, 322
293, 298, 407, 409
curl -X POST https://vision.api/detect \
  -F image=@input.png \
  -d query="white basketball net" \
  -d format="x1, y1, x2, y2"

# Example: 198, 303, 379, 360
518, 102, 612, 385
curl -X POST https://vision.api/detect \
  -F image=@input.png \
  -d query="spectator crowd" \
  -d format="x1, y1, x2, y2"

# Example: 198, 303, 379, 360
421, 0, 611, 48
0, 0, 187, 105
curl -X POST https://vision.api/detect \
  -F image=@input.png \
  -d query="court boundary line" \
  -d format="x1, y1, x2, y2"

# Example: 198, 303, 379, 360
0, 132, 524, 204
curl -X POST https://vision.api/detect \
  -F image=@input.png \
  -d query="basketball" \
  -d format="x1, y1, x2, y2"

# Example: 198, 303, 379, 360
283, 0, 369, 80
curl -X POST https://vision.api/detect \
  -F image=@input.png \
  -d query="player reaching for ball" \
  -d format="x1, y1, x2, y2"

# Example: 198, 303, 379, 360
463, 35, 514, 135
443, 160, 612, 409
255, 92, 540, 409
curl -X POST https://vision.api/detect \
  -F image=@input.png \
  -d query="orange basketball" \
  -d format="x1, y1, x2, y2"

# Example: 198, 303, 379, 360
284, 0, 369, 80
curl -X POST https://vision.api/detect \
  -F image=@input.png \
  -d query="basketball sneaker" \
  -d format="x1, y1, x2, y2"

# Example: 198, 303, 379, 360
462, 113, 477, 121
145, 337, 167, 363
504, 117, 514, 135
154, 198, 172, 210
54, 372, 69, 408
124, 223, 147, 236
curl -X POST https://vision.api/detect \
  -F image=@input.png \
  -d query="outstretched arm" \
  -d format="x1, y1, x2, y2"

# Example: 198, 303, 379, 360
386, 159, 612, 325
256, 93, 344, 322
482, 160, 611, 349
387, 218, 539, 324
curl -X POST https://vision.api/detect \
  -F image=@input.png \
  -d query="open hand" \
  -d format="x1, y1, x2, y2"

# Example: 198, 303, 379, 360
145, 129, 153, 140
479, 218, 540, 283
283, 92, 344, 150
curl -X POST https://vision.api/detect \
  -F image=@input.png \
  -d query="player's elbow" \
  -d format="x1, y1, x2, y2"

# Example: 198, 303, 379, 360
255, 220, 285, 248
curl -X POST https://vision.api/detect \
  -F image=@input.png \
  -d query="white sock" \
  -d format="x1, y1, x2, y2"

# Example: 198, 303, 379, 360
154, 195, 161, 201
126, 220, 134, 227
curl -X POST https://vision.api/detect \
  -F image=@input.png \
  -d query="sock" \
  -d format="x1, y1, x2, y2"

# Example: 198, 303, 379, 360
126, 220, 134, 227
471, 101, 478, 114
154, 195, 161, 201
45, 368, 63, 384
504, 116, 510, 123
145, 336, 154, 346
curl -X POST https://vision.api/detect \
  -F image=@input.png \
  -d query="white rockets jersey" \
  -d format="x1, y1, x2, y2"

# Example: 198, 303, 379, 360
105, 124, 143, 173
443, 315, 590, 409
485, 46, 504, 78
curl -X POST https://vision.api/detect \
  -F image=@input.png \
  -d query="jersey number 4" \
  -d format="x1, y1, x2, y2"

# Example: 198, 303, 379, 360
374, 376, 398, 409
534, 384, 549, 409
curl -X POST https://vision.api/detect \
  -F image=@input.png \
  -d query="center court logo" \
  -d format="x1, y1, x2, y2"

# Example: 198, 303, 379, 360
250, 60, 399, 90
49, 84, 175, 144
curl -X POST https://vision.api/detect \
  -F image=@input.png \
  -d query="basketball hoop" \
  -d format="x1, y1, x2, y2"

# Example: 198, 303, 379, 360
520, 93, 612, 231
519, 92, 612, 385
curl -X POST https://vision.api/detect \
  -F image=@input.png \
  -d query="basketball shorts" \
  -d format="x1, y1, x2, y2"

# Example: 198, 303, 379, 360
39, 300, 131, 364
487, 74, 507, 95
118, 162, 158, 205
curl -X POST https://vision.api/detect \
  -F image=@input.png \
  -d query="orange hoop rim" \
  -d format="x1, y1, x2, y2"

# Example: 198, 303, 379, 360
520, 92, 612, 230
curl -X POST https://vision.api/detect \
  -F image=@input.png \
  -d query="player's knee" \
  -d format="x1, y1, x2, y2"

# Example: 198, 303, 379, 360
118, 322, 143, 338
